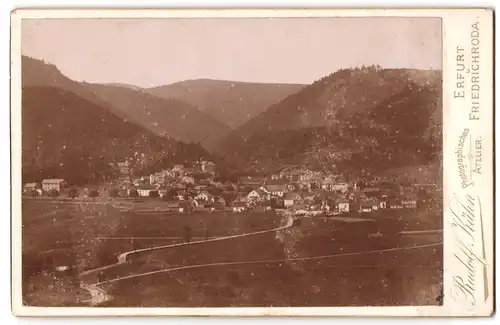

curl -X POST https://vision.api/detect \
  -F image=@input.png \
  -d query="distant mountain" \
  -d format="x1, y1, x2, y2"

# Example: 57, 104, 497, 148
103, 83, 143, 91
84, 83, 232, 151
21, 56, 232, 151
146, 79, 305, 129
218, 66, 442, 174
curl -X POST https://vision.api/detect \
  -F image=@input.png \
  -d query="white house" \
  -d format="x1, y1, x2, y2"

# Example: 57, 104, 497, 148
389, 199, 403, 209
195, 191, 214, 203
201, 161, 216, 173
360, 204, 373, 213
283, 192, 302, 207
402, 196, 418, 209
260, 184, 286, 197
331, 182, 349, 193
246, 189, 268, 202
321, 178, 348, 192
336, 198, 350, 213
232, 202, 247, 213
321, 178, 335, 191
150, 172, 167, 185
23, 183, 40, 194
42, 179, 66, 192
137, 185, 158, 197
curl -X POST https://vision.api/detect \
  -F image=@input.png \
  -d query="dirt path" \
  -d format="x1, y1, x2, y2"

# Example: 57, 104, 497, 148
307, 216, 375, 222
27, 208, 67, 221
95, 241, 442, 286
95, 236, 225, 240
79, 215, 295, 276
399, 229, 443, 235
80, 283, 111, 306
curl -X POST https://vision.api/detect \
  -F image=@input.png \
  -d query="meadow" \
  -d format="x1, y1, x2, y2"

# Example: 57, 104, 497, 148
20, 198, 443, 307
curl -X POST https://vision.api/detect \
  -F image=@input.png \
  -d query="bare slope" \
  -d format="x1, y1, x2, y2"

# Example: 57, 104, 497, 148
85, 83, 232, 151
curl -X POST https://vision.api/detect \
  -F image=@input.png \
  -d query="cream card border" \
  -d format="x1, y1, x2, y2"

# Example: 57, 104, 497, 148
10, 8, 494, 317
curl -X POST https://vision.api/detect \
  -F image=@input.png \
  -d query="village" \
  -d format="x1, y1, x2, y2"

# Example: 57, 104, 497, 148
23, 159, 438, 217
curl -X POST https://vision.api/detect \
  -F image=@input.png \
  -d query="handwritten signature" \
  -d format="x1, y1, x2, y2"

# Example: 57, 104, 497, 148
448, 192, 486, 308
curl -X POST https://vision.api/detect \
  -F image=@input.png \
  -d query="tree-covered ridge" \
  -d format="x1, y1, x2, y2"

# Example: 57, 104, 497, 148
22, 86, 211, 185
218, 66, 442, 175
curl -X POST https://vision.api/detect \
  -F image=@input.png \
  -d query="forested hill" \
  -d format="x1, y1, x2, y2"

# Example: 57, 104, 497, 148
216, 66, 442, 175
21, 86, 211, 185
22, 56, 233, 151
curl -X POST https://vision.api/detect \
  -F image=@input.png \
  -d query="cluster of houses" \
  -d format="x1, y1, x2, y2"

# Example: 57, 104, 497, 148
115, 160, 217, 196
23, 179, 66, 196
231, 165, 421, 215
114, 163, 423, 215
23, 162, 428, 216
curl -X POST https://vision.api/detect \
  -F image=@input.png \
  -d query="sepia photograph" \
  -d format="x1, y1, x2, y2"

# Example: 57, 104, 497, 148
10, 8, 493, 317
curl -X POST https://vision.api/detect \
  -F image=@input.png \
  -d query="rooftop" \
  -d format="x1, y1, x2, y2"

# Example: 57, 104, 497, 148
249, 189, 268, 196
42, 179, 65, 183
362, 188, 381, 192
284, 192, 302, 200
293, 204, 308, 211
239, 176, 267, 183
264, 184, 287, 192
137, 185, 157, 190
266, 179, 288, 186
165, 202, 180, 208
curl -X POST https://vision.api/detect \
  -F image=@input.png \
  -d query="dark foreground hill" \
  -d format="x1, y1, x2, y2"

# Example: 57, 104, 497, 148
21, 86, 211, 185
22, 56, 132, 122
217, 66, 442, 175
22, 56, 232, 151
146, 79, 305, 129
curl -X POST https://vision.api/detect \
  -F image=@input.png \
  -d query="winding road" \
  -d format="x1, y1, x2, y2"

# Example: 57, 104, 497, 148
79, 215, 295, 276
79, 214, 295, 304
80, 283, 111, 306
94, 241, 442, 286
78, 210, 442, 306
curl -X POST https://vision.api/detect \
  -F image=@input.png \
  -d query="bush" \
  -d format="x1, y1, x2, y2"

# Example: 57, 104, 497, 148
48, 189, 60, 198
129, 189, 139, 198
68, 187, 79, 199
108, 188, 120, 198
88, 189, 99, 199
149, 190, 159, 198
163, 188, 178, 201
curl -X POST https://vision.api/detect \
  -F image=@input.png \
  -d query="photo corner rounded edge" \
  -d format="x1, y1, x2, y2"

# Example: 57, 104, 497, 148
10, 7, 24, 28
10, 299, 25, 318
10, 7, 21, 19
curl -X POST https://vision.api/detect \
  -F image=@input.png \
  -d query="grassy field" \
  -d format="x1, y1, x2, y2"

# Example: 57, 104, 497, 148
100, 215, 442, 307
21, 198, 442, 307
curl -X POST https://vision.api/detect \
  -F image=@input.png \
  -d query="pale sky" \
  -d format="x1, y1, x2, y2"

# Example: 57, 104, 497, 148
21, 17, 442, 87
